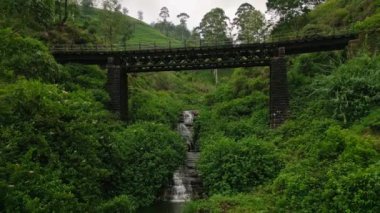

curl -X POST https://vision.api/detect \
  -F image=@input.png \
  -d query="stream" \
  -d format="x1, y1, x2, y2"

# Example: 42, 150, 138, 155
139, 111, 202, 213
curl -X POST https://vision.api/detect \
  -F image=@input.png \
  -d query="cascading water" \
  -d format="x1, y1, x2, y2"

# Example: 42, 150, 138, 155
170, 167, 191, 202
163, 110, 202, 203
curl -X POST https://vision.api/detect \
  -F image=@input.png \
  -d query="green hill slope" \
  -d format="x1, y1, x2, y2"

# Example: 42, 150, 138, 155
77, 8, 180, 46
184, 0, 380, 212
0, 3, 207, 211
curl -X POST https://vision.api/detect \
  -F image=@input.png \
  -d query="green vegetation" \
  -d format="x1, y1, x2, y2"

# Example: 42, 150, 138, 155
185, 0, 380, 212
186, 54, 380, 213
81, 8, 180, 46
1, 0, 380, 212
0, 1, 191, 209
199, 136, 282, 195
0, 26, 189, 210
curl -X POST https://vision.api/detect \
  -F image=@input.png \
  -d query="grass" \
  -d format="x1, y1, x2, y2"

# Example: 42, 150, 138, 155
75, 7, 181, 47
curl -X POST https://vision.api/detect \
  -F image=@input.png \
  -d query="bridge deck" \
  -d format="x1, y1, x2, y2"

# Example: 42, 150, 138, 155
52, 34, 357, 72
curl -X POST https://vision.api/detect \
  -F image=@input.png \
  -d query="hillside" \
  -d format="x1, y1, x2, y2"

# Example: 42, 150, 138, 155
76, 8, 181, 46
185, 0, 380, 212
0, 3, 213, 211
1, 0, 379, 212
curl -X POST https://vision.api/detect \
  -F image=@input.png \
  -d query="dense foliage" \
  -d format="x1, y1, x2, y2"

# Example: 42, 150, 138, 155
185, 1, 380, 212
187, 55, 380, 213
199, 136, 282, 195
0, 27, 187, 211
116, 122, 186, 205
1, 0, 380, 212
0, 29, 63, 83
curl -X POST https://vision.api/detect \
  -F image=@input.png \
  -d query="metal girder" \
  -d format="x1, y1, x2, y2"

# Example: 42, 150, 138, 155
52, 34, 357, 72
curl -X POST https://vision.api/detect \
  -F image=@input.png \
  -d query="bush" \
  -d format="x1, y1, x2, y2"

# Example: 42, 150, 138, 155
355, 12, 380, 31
323, 162, 380, 212
129, 89, 183, 126
184, 194, 272, 213
99, 195, 136, 213
0, 80, 115, 211
301, 24, 332, 37
352, 108, 380, 136
63, 64, 109, 103
272, 125, 380, 212
214, 92, 267, 120
113, 122, 186, 207
290, 52, 344, 78
0, 29, 66, 83
0, 80, 187, 211
318, 55, 380, 124
199, 136, 282, 195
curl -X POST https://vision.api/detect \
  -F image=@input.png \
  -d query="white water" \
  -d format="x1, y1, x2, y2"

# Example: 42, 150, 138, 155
177, 110, 195, 151
178, 123, 192, 150
166, 110, 200, 203
183, 110, 194, 125
170, 168, 191, 202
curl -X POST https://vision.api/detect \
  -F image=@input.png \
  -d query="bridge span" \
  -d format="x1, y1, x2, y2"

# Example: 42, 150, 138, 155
52, 33, 358, 127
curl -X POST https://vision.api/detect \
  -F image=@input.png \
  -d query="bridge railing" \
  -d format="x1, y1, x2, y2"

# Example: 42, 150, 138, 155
50, 27, 368, 53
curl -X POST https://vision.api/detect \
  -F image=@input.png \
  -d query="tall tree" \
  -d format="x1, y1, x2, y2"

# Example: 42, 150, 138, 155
138, 10, 143, 21
102, 0, 120, 12
198, 8, 230, 85
159, 7, 170, 36
159, 7, 170, 22
199, 8, 230, 43
122, 7, 129, 15
267, 0, 324, 20
177, 13, 190, 40
55, 0, 79, 25
1, 0, 57, 28
234, 3, 266, 43
81, 0, 94, 8
177, 13, 190, 26
101, 0, 123, 45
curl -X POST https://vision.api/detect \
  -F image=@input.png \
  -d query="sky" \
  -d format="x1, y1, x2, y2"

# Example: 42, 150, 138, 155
116, 0, 268, 29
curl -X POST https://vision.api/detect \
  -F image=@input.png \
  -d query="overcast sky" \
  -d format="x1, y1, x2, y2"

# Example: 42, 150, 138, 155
116, 0, 268, 29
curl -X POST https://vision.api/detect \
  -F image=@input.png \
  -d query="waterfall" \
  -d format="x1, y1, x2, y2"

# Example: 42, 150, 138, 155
170, 167, 191, 202
183, 110, 194, 125
163, 110, 202, 203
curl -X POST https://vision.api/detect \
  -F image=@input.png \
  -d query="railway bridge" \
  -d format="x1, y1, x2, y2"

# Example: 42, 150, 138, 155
52, 33, 357, 127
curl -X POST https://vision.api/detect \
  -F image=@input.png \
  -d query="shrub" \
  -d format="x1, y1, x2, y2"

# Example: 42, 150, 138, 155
0, 80, 187, 211
323, 162, 380, 212
63, 64, 109, 103
301, 24, 332, 37
319, 55, 380, 124
355, 12, 380, 31
184, 194, 272, 213
99, 195, 136, 213
113, 122, 186, 207
352, 108, 380, 136
0, 29, 66, 83
214, 92, 267, 120
290, 52, 344, 78
199, 136, 282, 195
129, 89, 183, 126
272, 125, 380, 212
0, 80, 115, 210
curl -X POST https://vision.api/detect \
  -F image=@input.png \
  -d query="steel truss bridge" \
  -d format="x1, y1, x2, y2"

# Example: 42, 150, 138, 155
52, 32, 358, 127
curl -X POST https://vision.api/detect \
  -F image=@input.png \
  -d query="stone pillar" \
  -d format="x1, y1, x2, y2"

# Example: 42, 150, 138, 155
106, 57, 128, 121
270, 48, 289, 128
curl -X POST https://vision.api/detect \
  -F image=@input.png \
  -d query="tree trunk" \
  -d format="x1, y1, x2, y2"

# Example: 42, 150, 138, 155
61, 0, 68, 25
214, 69, 218, 85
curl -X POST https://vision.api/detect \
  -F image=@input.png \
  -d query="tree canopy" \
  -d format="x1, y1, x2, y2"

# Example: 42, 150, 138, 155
199, 8, 230, 43
177, 12, 190, 26
233, 3, 266, 43
267, 0, 325, 20
159, 6, 170, 22
138, 10, 143, 21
